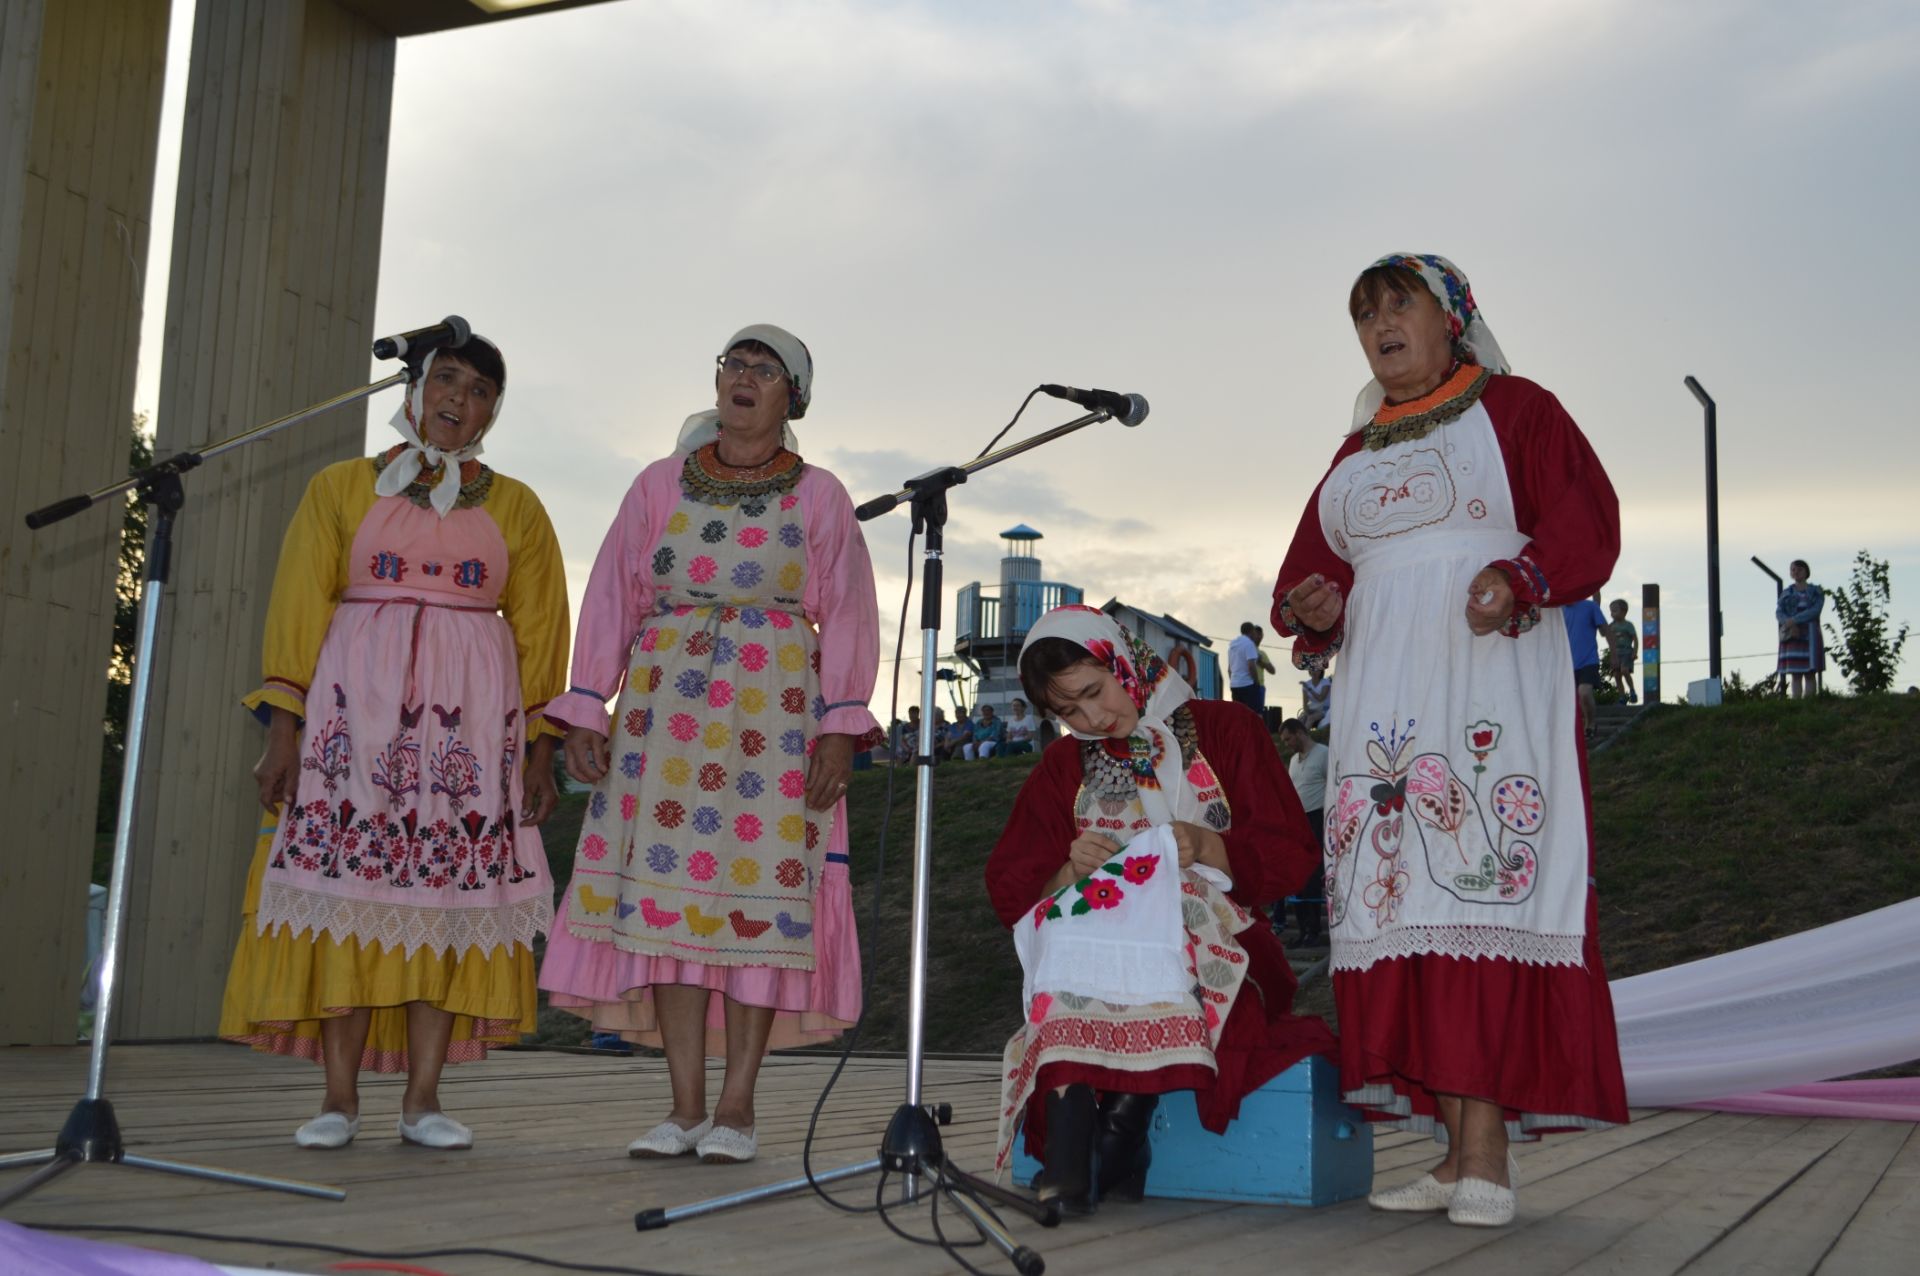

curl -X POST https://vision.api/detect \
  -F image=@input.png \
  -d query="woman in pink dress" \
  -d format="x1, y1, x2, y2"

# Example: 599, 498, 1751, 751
541, 324, 882, 1164
221, 335, 569, 1151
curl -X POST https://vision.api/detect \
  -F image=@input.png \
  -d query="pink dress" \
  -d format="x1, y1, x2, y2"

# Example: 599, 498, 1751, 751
539, 447, 881, 1053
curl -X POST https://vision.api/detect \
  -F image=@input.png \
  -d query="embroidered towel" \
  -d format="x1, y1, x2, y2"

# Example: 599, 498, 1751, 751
1013, 825, 1230, 1011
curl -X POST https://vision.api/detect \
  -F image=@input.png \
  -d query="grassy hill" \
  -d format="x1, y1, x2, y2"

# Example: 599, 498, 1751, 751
536, 694, 1920, 1057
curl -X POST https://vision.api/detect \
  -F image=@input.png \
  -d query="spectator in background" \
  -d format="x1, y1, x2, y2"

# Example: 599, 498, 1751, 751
1776, 560, 1826, 699
1226, 622, 1263, 712
1565, 590, 1609, 743
1279, 719, 1329, 947
1605, 600, 1639, 704
932, 706, 954, 763
1300, 669, 1333, 731
893, 705, 923, 762
948, 708, 975, 761
1003, 698, 1038, 756
1250, 626, 1280, 728
969, 704, 1006, 759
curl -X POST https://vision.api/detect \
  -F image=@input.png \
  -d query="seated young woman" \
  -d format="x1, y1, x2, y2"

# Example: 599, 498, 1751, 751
984, 606, 1336, 1214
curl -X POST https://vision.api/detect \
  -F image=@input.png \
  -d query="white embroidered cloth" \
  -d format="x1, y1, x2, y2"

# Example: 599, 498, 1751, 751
1013, 826, 1230, 1011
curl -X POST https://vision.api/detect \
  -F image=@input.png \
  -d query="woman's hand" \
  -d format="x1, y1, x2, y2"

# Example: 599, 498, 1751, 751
252, 708, 301, 813
804, 732, 855, 811
563, 725, 611, 785
1465, 566, 1516, 636
1068, 830, 1120, 880
520, 736, 559, 827
1170, 820, 1228, 873
1286, 574, 1343, 631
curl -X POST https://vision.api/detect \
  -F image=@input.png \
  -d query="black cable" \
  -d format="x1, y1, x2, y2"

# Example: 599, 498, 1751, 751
973, 387, 1044, 459
14, 1221, 699, 1276
798, 524, 919, 1214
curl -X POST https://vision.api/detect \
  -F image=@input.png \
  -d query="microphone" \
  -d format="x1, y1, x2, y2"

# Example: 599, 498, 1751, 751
372, 315, 471, 361
1038, 384, 1149, 426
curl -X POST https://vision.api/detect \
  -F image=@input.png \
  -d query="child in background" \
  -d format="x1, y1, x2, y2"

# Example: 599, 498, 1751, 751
1606, 600, 1639, 704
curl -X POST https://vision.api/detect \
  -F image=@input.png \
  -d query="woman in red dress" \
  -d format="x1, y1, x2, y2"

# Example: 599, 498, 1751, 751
985, 606, 1334, 1213
1274, 254, 1629, 1227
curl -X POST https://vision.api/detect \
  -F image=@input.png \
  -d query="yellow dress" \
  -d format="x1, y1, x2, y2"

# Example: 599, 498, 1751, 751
219, 454, 568, 1071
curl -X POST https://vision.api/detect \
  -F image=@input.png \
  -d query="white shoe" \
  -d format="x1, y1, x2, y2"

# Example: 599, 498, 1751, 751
627, 1117, 712, 1158
1448, 1176, 1517, 1226
1368, 1172, 1455, 1212
293, 1111, 359, 1149
397, 1111, 473, 1149
696, 1123, 757, 1164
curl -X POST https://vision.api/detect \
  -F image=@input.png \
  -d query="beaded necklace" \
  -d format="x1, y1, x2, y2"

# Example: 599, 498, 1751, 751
370, 447, 494, 511
1362, 362, 1492, 451
680, 441, 805, 506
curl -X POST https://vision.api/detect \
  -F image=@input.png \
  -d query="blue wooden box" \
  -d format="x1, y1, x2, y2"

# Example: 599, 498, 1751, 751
1011, 1055, 1372, 1206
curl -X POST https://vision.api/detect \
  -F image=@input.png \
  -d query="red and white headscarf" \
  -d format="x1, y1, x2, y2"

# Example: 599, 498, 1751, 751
1019, 605, 1203, 827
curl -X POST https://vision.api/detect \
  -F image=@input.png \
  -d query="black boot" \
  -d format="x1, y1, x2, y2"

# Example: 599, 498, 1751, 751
1096, 1092, 1158, 1203
1033, 1084, 1099, 1215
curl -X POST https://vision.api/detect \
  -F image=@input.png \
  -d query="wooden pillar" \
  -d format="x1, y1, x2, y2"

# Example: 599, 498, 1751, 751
117, 0, 394, 1038
0, 0, 170, 1046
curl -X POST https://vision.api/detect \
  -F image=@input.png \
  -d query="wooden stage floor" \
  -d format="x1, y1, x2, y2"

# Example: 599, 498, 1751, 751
2, 1043, 1915, 1275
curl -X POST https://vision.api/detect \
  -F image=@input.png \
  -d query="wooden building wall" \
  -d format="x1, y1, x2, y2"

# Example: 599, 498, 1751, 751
116, 0, 394, 1038
0, 0, 170, 1045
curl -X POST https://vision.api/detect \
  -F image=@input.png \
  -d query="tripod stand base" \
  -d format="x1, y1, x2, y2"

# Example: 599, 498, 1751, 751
0, 1096, 346, 1207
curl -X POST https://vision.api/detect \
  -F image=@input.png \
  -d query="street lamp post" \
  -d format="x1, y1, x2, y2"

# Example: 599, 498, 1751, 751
1685, 376, 1723, 682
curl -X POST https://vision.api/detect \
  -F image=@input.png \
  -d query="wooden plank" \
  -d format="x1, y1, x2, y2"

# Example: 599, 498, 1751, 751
1817, 1123, 1920, 1274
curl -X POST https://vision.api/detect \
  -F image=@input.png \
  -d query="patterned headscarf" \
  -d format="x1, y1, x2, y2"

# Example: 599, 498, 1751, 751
1350, 252, 1510, 430
374, 338, 506, 517
675, 322, 813, 455
1020, 605, 1203, 827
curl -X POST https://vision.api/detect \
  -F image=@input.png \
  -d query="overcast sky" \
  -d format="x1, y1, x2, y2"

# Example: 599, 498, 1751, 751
135, 0, 1920, 713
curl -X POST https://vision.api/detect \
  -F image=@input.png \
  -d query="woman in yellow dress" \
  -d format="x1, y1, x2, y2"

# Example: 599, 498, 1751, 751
219, 335, 568, 1150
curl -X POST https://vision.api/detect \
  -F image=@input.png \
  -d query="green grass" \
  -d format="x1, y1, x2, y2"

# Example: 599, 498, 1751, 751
533, 695, 1920, 1059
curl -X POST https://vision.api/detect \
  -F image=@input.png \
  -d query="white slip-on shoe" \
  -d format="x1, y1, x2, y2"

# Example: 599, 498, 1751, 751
695, 1124, 757, 1164
293, 1111, 360, 1149
397, 1111, 473, 1150
627, 1117, 712, 1159
1448, 1174, 1517, 1226
1368, 1172, 1456, 1212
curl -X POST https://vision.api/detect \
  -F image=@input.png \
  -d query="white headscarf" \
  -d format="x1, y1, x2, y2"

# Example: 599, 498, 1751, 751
373, 339, 506, 516
1019, 605, 1203, 828
1349, 252, 1510, 432
674, 323, 813, 455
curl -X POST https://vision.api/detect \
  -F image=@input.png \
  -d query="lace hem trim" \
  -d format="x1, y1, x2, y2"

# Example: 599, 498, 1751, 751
1342, 1083, 1618, 1141
254, 881, 551, 959
1330, 924, 1586, 973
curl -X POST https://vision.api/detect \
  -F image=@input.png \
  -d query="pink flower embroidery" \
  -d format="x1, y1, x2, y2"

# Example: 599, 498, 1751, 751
688, 555, 718, 584
581, 834, 608, 861
737, 526, 768, 548
739, 643, 769, 672
639, 628, 659, 652
734, 813, 763, 842
1082, 879, 1125, 909
1121, 855, 1156, 884
779, 769, 806, 799
687, 850, 718, 881
767, 611, 793, 630
668, 713, 700, 742
709, 679, 735, 708
620, 793, 638, 821
780, 494, 798, 510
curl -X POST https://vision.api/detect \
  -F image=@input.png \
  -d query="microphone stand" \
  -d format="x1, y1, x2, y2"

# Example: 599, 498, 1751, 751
0, 366, 420, 1209
631, 407, 1116, 1275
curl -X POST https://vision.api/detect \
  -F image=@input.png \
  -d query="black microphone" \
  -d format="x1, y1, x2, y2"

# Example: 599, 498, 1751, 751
372, 315, 471, 361
1037, 384, 1149, 426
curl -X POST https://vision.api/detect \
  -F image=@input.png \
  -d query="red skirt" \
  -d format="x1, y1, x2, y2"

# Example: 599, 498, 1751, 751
1332, 891, 1628, 1137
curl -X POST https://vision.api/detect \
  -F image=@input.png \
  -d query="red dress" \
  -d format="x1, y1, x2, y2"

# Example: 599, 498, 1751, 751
986, 700, 1337, 1158
1273, 371, 1630, 1136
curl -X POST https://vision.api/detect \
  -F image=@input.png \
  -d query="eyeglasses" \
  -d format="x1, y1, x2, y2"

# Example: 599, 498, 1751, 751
716, 354, 787, 385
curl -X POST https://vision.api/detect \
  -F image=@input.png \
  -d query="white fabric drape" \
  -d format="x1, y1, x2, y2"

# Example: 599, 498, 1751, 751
1614, 896, 1920, 1108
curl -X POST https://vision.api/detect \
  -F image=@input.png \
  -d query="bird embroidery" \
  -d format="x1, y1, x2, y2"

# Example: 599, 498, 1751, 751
774, 911, 812, 939
639, 898, 681, 929
683, 905, 725, 937
577, 883, 616, 915
432, 703, 462, 731
728, 909, 771, 939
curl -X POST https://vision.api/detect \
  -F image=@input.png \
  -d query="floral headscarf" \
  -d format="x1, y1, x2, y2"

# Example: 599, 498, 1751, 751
1350, 252, 1511, 430
1020, 605, 1203, 827
374, 338, 506, 517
